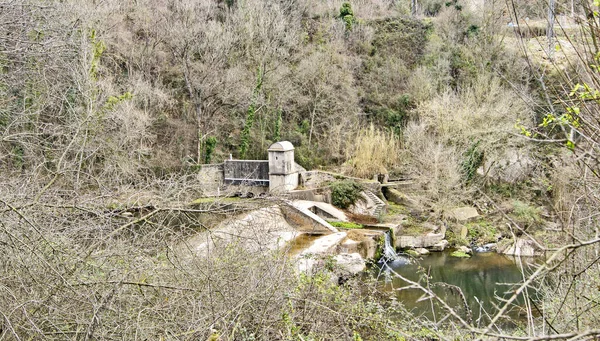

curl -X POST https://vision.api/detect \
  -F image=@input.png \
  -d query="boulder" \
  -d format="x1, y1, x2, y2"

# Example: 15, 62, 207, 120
499, 238, 541, 257
450, 207, 479, 222
457, 245, 472, 254
337, 238, 361, 254
416, 248, 430, 255
334, 253, 366, 275
450, 250, 471, 258
344, 229, 385, 259
405, 249, 420, 257
480, 149, 535, 184
430, 239, 449, 252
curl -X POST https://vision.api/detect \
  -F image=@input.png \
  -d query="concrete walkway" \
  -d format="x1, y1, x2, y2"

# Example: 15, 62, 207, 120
292, 200, 349, 222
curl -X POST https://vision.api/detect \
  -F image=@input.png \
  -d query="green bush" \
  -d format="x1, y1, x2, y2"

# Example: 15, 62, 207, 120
331, 180, 362, 209
466, 220, 498, 244
339, 2, 355, 31
204, 136, 217, 164
461, 140, 484, 182
511, 200, 543, 229
339, 2, 353, 17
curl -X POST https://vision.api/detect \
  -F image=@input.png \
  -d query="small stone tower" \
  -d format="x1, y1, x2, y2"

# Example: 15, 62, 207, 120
268, 141, 298, 192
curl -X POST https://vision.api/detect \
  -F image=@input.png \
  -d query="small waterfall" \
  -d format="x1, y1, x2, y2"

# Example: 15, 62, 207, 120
379, 230, 410, 264
379, 230, 399, 262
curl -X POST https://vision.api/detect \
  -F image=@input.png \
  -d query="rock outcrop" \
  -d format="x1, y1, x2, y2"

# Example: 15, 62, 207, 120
342, 229, 385, 259
449, 207, 479, 222
480, 149, 535, 184
396, 232, 445, 248
334, 253, 366, 275
498, 238, 542, 257
431, 239, 449, 252
349, 191, 386, 217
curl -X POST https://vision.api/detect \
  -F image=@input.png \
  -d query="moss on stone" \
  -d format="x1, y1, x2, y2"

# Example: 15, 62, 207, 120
450, 251, 471, 258
330, 221, 364, 229
405, 249, 419, 257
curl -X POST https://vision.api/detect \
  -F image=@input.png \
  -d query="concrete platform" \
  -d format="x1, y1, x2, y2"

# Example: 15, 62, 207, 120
292, 200, 349, 222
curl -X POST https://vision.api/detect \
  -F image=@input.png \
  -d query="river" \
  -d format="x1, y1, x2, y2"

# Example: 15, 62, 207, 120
372, 251, 540, 327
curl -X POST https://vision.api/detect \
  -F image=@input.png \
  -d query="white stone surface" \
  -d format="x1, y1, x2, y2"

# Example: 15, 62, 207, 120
430, 239, 449, 252
268, 141, 298, 192
450, 207, 480, 222
299, 232, 348, 256
182, 206, 299, 258
287, 201, 339, 234
295, 232, 349, 273
457, 245, 473, 254
416, 248, 430, 255
396, 232, 445, 248
334, 253, 366, 275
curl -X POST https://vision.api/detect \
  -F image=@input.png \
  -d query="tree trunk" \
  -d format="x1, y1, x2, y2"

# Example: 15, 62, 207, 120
182, 55, 203, 164
547, 0, 555, 59
196, 101, 203, 164
308, 107, 316, 146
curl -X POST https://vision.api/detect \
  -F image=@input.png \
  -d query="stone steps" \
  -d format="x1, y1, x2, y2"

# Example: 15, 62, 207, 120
364, 190, 386, 217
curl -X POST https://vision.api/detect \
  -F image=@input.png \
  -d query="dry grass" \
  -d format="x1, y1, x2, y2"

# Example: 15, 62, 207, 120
344, 124, 400, 179
347, 212, 379, 225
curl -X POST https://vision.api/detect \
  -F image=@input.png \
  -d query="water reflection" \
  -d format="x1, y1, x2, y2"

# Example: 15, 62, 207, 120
373, 251, 539, 326
286, 233, 322, 256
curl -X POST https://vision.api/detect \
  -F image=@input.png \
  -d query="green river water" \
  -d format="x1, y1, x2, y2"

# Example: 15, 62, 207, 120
373, 251, 540, 327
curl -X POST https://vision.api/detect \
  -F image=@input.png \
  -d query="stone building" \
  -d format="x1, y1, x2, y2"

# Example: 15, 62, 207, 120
268, 141, 299, 192
196, 141, 302, 195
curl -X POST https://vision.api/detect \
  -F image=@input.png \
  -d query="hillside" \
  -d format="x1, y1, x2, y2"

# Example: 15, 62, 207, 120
2, 0, 600, 339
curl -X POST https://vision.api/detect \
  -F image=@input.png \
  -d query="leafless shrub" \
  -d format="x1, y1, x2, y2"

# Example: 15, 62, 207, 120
0, 175, 417, 340
304, 0, 402, 20
401, 121, 463, 213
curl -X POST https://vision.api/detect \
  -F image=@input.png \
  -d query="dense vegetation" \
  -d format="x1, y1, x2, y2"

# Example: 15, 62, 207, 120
2, 0, 600, 339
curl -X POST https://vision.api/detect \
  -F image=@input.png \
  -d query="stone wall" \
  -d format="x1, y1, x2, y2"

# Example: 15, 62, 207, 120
288, 188, 332, 203
196, 163, 224, 197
